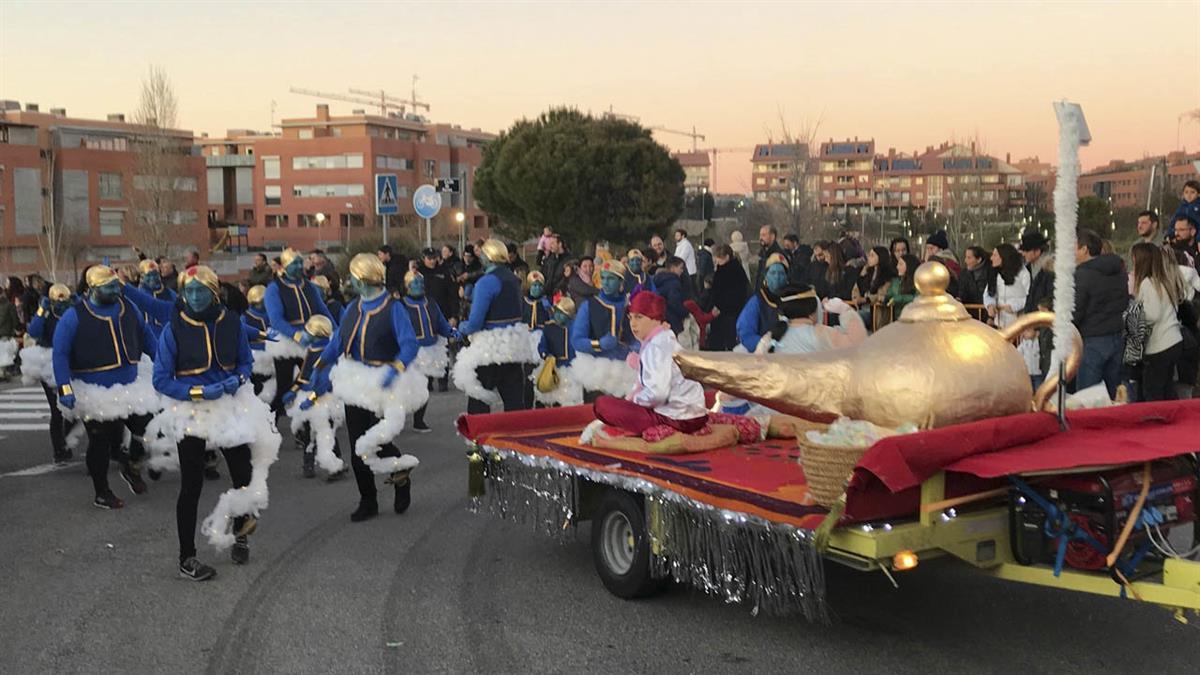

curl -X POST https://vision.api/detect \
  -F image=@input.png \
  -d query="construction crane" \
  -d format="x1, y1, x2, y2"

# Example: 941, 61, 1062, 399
289, 80, 429, 118
651, 125, 706, 152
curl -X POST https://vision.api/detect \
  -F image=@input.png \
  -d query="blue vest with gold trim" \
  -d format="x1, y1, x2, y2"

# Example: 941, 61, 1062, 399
523, 296, 550, 329
69, 298, 142, 373
541, 323, 574, 366
340, 295, 399, 364
171, 308, 241, 376
273, 277, 321, 326
242, 308, 268, 348
586, 296, 632, 344
485, 267, 522, 325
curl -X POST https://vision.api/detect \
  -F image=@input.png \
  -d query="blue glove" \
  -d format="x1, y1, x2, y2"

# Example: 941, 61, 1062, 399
297, 332, 313, 346
39, 297, 50, 311
598, 335, 618, 352
264, 329, 281, 342
449, 328, 461, 341
59, 393, 75, 410
281, 390, 296, 407
299, 398, 314, 411
221, 375, 239, 395
381, 364, 401, 388
202, 383, 224, 400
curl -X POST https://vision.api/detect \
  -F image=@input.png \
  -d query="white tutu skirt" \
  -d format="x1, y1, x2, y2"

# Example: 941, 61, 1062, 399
251, 349, 277, 403
288, 394, 346, 473
0, 338, 17, 368
19, 345, 54, 387
452, 325, 538, 406
330, 359, 424, 475
265, 334, 307, 360
145, 385, 281, 550
412, 338, 450, 379
569, 353, 636, 398
69, 365, 161, 423
531, 361, 584, 407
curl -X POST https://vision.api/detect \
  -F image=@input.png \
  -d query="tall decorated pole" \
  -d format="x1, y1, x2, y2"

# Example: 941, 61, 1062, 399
1049, 102, 1091, 374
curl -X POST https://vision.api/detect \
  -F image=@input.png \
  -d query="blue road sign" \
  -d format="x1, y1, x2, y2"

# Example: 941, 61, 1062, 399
375, 174, 399, 215
413, 184, 442, 219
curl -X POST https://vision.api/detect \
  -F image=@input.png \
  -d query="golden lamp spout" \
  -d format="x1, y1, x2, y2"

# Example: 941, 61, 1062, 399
675, 262, 1082, 429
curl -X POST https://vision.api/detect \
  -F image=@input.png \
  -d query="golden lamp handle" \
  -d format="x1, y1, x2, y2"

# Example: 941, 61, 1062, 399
996, 310, 1083, 412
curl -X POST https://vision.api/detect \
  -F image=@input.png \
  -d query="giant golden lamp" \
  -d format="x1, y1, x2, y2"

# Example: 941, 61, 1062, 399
675, 261, 1082, 429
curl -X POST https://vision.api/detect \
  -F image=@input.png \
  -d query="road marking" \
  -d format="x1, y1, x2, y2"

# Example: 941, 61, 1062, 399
0, 424, 48, 431
0, 412, 49, 419
0, 389, 51, 432
0, 462, 72, 478
0, 403, 48, 410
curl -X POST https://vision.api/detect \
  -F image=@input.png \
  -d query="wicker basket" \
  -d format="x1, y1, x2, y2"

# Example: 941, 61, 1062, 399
796, 430, 871, 507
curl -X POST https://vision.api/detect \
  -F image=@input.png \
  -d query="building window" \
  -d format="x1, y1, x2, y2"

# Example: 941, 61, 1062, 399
299, 129, 314, 140
99, 210, 124, 236
243, 208, 254, 222
99, 172, 123, 200
263, 156, 280, 180
292, 154, 364, 170
424, 159, 436, 178
291, 184, 366, 198
171, 210, 198, 225
340, 213, 365, 228
82, 137, 128, 151
375, 156, 414, 171
755, 177, 765, 186
298, 214, 321, 228
133, 175, 196, 191
265, 185, 282, 206
265, 214, 288, 228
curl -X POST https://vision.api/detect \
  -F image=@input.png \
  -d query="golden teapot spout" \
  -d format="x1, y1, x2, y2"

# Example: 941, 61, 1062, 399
996, 310, 1084, 411
673, 349, 853, 422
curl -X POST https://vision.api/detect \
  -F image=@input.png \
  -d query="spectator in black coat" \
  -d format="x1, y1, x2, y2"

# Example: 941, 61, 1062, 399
420, 247, 458, 326
695, 238, 715, 287
652, 257, 689, 335
540, 235, 568, 294
1018, 231, 1054, 314
959, 246, 990, 307
706, 244, 749, 351
755, 226, 785, 290
377, 245, 408, 296
506, 242, 530, 277
1073, 228, 1130, 397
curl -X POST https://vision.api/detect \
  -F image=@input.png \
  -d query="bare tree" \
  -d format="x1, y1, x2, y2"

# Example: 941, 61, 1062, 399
129, 65, 193, 257
772, 111, 824, 240
35, 146, 67, 281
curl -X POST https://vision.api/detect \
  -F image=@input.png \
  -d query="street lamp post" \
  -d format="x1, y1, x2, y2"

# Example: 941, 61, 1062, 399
456, 211, 466, 253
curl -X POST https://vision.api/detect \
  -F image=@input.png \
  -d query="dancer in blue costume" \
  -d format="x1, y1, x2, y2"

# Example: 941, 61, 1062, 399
570, 258, 637, 399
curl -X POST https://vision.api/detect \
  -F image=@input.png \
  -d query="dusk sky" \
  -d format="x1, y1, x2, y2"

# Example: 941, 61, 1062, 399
2, 1, 1197, 193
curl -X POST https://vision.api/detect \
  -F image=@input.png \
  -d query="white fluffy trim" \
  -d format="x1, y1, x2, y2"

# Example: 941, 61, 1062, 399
569, 353, 636, 398
265, 335, 307, 360
68, 374, 161, 423
531, 362, 584, 407
0, 338, 17, 368
452, 325, 539, 406
330, 359, 422, 476
413, 338, 450, 378
251, 349, 277, 404
288, 395, 346, 473
19, 345, 54, 387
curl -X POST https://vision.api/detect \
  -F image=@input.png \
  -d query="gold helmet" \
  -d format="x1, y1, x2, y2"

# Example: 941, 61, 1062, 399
552, 295, 576, 318
348, 253, 386, 285
764, 252, 790, 270
280, 247, 302, 268
404, 269, 423, 287
85, 265, 118, 288
310, 275, 331, 292
480, 238, 509, 265
598, 258, 626, 278
527, 271, 545, 285
304, 314, 333, 339
137, 259, 159, 275
626, 248, 644, 261
246, 285, 266, 305
48, 283, 72, 302
180, 265, 221, 296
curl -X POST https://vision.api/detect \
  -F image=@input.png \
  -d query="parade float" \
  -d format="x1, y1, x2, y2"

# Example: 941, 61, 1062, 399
457, 103, 1200, 622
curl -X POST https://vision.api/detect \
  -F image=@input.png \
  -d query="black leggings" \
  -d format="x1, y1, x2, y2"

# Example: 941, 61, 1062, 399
41, 383, 74, 456
270, 357, 302, 415
466, 363, 527, 414
345, 405, 401, 505
177, 437, 253, 562
413, 376, 434, 427
1141, 342, 1182, 402
83, 414, 151, 497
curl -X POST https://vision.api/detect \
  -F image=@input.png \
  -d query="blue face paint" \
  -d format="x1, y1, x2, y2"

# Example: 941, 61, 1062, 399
407, 277, 426, 298
91, 280, 121, 305
284, 258, 304, 281
529, 281, 544, 299
142, 271, 162, 291
628, 257, 642, 274
600, 272, 623, 297
765, 264, 788, 295
183, 284, 214, 313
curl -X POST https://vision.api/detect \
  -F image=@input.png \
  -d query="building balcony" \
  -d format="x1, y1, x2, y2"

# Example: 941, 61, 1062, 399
205, 154, 256, 168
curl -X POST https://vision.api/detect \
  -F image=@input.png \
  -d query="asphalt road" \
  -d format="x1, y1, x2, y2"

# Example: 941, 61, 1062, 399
1, 379, 1198, 674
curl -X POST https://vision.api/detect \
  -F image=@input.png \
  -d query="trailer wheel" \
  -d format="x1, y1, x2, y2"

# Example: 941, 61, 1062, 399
592, 490, 661, 599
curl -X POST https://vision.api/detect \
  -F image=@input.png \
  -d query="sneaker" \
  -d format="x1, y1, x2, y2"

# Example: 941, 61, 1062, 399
119, 463, 147, 495
412, 422, 432, 434
204, 466, 221, 481
393, 474, 412, 514
179, 557, 217, 582
302, 463, 316, 479
53, 451, 70, 466
326, 466, 348, 483
93, 492, 125, 510
350, 502, 379, 523
231, 536, 250, 565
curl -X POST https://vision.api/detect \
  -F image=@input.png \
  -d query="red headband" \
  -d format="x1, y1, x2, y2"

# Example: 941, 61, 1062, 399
629, 291, 666, 321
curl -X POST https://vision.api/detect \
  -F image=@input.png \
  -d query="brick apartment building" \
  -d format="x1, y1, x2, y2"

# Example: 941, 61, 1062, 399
818, 138, 874, 219
672, 151, 710, 196
0, 101, 207, 279
1078, 151, 1200, 211
200, 104, 495, 253
869, 142, 1024, 222
750, 142, 817, 208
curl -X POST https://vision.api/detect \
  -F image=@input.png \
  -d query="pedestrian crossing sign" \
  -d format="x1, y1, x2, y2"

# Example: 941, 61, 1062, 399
375, 174, 399, 215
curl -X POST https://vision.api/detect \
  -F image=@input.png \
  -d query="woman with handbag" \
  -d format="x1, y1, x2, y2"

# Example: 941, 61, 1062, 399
1131, 243, 1183, 401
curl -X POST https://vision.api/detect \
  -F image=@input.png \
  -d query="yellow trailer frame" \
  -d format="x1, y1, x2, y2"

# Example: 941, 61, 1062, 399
822, 471, 1200, 619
